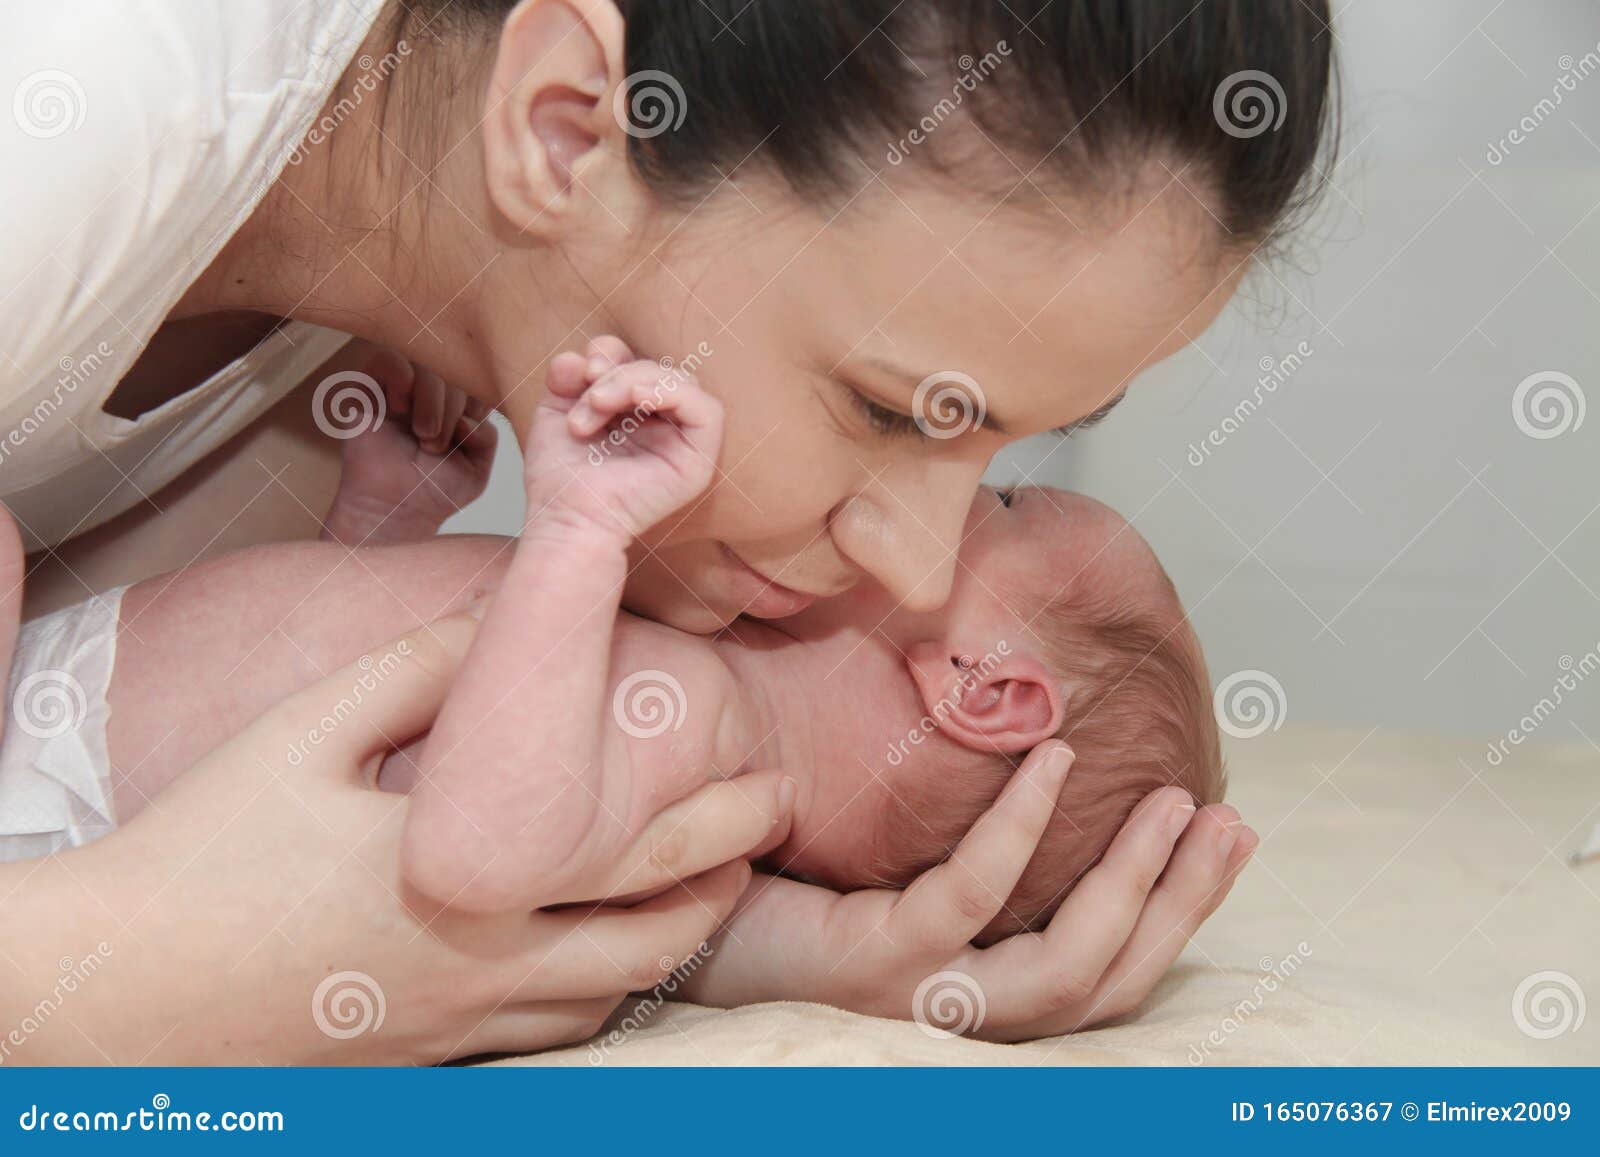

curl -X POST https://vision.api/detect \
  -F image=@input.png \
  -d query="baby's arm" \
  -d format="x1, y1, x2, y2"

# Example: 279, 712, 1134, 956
400, 351, 723, 913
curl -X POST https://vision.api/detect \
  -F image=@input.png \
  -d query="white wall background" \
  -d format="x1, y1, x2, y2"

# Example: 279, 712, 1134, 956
451, 0, 1600, 742
1018, 0, 1600, 740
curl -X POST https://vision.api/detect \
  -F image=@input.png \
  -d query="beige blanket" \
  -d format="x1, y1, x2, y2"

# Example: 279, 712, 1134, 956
500, 727, 1598, 1066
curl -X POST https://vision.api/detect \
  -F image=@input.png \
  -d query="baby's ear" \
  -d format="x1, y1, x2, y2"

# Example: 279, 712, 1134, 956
904, 640, 1064, 754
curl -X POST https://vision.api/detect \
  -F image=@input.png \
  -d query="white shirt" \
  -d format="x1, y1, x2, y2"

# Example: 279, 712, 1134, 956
0, 0, 387, 551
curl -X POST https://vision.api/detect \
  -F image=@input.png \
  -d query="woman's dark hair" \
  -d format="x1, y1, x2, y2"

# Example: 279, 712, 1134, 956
422, 0, 1337, 247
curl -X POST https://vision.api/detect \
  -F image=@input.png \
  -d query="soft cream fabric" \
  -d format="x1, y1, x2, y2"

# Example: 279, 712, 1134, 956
498, 727, 1598, 1066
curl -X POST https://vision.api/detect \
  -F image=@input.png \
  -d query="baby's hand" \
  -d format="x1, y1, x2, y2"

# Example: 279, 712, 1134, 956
524, 337, 722, 541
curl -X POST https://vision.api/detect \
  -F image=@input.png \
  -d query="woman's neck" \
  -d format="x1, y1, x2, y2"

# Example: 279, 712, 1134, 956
172, 14, 588, 440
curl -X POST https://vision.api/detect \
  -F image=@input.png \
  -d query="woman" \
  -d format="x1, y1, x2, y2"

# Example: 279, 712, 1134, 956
0, 0, 1334, 1061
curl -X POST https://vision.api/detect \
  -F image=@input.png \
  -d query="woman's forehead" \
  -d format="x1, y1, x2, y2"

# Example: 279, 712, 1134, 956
681, 174, 1237, 427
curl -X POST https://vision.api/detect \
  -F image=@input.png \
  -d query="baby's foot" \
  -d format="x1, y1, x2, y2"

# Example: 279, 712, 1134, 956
320, 346, 498, 546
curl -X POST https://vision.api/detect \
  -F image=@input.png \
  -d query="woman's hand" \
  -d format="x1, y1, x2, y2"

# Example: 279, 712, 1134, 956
675, 740, 1256, 1041
0, 606, 792, 1064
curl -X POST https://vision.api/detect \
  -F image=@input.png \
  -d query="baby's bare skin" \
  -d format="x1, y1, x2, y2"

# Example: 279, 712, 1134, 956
106, 535, 785, 854
104, 355, 1172, 914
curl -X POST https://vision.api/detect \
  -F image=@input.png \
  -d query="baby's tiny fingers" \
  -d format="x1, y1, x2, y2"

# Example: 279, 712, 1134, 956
546, 351, 590, 401
589, 370, 645, 415
586, 336, 635, 381
364, 346, 416, 415
426, 388, 470, 455
412, 369, 448, 441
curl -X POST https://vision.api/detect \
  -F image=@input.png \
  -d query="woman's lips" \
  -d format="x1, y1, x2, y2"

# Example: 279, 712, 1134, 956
719, 544, 819, 618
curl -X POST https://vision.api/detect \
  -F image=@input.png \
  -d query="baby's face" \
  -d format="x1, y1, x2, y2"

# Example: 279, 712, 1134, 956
761, 486, 1141, 880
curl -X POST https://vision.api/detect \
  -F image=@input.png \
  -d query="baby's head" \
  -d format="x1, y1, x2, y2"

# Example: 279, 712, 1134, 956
765, 485, 1223, 944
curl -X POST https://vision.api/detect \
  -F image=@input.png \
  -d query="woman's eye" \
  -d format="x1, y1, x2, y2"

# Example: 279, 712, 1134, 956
850, 390, 924, 440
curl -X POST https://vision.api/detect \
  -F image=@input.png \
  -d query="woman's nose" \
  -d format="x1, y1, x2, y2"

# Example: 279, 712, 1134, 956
831, 461, 982, 612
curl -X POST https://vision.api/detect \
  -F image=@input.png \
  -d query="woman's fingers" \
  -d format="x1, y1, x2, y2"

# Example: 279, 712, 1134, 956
556, 770, 795, 904
1072, 806, 1256, 1026
444, 997, 619, 1061
976, 784, 1195, 1025
884, 741, 1074, 953
504, 860, 751, 1001
252, 605, 482, 779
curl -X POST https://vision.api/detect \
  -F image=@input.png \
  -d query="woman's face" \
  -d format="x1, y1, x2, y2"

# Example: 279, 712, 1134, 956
574, 173, 1241, 633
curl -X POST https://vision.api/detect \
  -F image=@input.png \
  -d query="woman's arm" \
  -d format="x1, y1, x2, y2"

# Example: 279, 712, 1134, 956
22, 371, 343, 620
0, 606, 790, 1064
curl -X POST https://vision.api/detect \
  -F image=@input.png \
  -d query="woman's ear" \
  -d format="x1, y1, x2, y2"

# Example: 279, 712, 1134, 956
904, 640, 1065, 754
482, 0, 637, 238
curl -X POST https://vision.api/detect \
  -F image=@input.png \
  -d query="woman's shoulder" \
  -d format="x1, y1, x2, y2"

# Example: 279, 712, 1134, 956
0, 0, 385, 395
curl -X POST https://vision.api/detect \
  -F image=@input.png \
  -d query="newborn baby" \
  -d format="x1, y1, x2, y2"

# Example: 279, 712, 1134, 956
0, 352, 1221, 945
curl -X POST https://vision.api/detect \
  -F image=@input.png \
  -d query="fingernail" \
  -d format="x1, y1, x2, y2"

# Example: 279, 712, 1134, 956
777, 776, 797, 820
1167, 803, 1196, 841
735, 859, 753, 889
1049, 743, 1075, 776
587, 356, 610, 379
462, 596, 490, 622
1217, 825, 1240, 857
